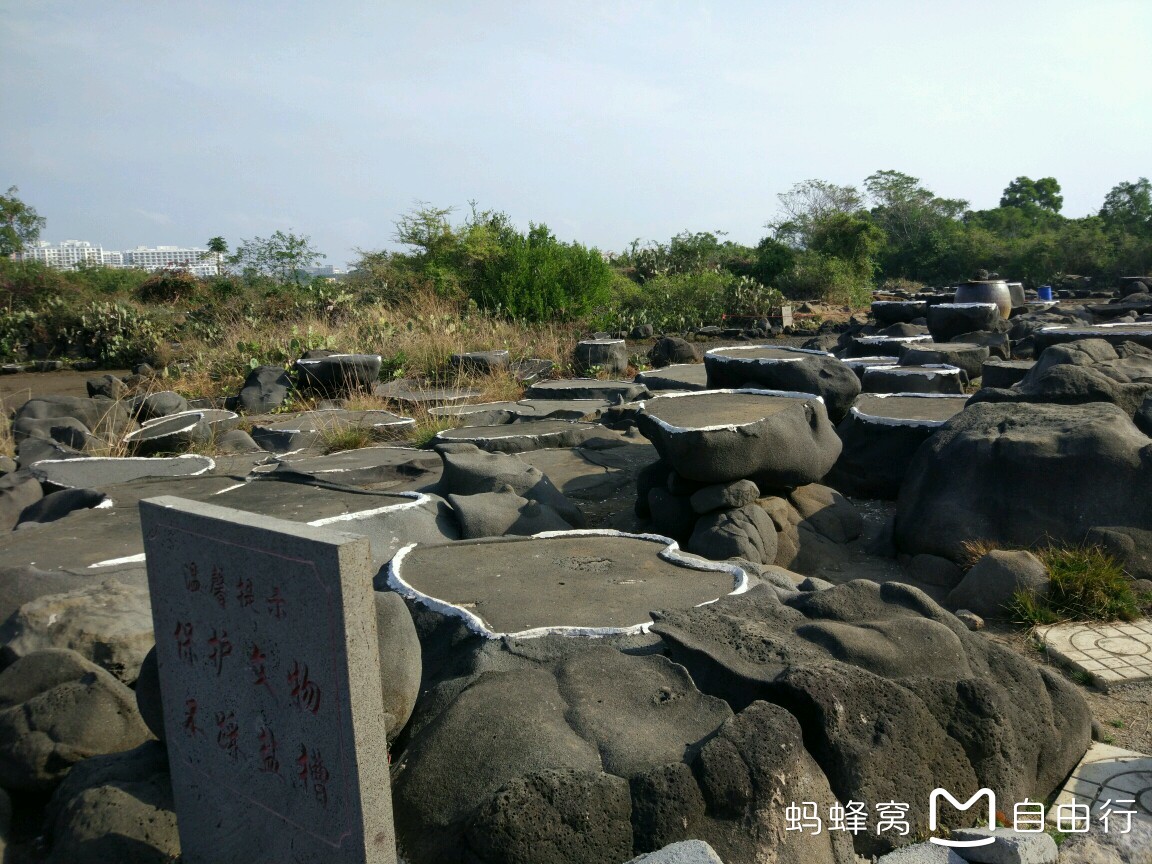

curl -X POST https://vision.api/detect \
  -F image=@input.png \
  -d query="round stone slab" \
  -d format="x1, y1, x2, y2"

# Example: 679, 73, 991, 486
634, 363, 709, 392
703, 345, 860, 423
843, 334, 933, 358
862, 364, 965, 394
850, 394, 970, 427
828, 394, 969, 500
635, 388, 841, 486
373, 379, 482, 406
29, 454, 216, 490
123, 412, 211, 455
524, 379, 649, 403
429, 399, 612, 426
982, 359, 1035, 389
432, 420, 605, 453
842, 356, 898, 382
386, 530, 747, 638
871, 300, 928, 325
140, 408, 238, 430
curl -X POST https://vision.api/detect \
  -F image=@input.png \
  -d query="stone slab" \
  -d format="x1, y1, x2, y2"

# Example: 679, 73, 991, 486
29, 454, 216, 490
1037, 619, 1152, 687
270, 447, 442, 491
372, 379, 482, 405
851, 394, 970, 426
428, 398, 612, 426
1051, 742, 1152, 827
1034, 323, 1152, 352
387, 531, 746, 638
431, 420, 607, 453
634, 363, 709, 392
140, 496, 395, 864
523, 379, 649, 403
250, 410, 414, 453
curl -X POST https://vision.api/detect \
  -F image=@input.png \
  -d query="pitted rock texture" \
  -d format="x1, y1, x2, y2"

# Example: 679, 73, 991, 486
0, 649, 152, 792
649, 580, 1091, 857
893, 401, 1152, 577
391, 640, 853, 864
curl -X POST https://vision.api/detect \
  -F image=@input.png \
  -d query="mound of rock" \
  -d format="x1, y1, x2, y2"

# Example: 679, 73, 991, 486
893, 401, 1152, 578
703, 347, 860, 423
970, 337, 1152, 417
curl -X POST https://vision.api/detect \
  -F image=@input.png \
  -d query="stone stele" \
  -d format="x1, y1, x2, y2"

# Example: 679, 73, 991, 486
139, 495, 395, 864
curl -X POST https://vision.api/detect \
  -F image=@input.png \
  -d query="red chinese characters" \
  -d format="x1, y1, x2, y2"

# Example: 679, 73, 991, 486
174, 621, 195, 664
206, 628, 233, 676
287, 660, 321, 715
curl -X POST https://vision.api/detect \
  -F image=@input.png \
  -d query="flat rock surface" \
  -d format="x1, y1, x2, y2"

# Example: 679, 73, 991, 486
524, 379, 649, 403
254, 408, 413, 431
429, 398, 612, 424
704, 345, 831, 362
388, 533, 742, 636
634, 363, 709, 391
1038, 619, 1152, 688
642, 390, 805, 429
29, 454, 215, 489
433, 420, 607, 452
270, 446, 442, 491
373, 379, 482, 404
851, 394, 969, 424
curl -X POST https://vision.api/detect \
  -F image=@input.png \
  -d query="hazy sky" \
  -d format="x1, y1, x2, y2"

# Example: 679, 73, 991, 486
3, 1, 1150, 268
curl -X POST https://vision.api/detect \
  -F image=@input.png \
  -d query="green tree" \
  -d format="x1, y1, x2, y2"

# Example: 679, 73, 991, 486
769, 179, 863, 249
1100, 178, 1152, 234
229, 230, 325, 287
864, 170, 968, 283
0, 186, 47, 258
1000, 176, 1063, 213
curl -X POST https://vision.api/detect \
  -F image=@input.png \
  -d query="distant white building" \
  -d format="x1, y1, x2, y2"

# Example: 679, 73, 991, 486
18, 241, 222, 276
123, 245, 222, 277
20, 240, 107, 269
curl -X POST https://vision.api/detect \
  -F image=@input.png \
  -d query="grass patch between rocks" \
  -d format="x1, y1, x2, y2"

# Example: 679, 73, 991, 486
1010, 545, 1152, 626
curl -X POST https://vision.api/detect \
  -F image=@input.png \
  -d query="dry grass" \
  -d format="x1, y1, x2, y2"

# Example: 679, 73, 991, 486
959, 537, 1002, 569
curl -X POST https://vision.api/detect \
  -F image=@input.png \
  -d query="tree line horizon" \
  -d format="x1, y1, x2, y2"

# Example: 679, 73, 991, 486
2, 171, 1151, 323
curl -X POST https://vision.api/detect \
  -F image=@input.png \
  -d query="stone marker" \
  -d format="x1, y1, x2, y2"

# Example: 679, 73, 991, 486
140, 496, 395, 864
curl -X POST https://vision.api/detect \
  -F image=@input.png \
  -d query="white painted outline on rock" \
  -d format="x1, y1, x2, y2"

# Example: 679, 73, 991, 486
704, 343, 832, 362
637, 387, 825, 434
385, 529, 749, 640
30, 453, 217, 486
850, 392, 970, 427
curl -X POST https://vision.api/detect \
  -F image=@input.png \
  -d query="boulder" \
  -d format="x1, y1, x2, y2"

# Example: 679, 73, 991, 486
788, 484, 863, 544
451, 349, 510, 375
899, 343, 990, 384
650, 581, 1092, 857
574, 339, 629, 376
43, 741, 178, 864
704, 346, 860, 423
375, 590, 422, 743
0, 473, 43, 531
648, 337, 700, 368
294, 353, 382, 393
906, 554, 965, 589
0, 649, 152, 791
436, 443, 585, 527
688, 504, 778, 565
85, 374, 127, 400
635, 390, 841, 488
893, 401, 1152, 576
448, 490, 575, 538
945, 550, 1050, 619
926, 303, 1002, 343
123, 412, 211, 455
131, 390, 189, 421
950, 330, 1011, 360
689, 479, 759, 515
464, 769, 634, 864
16, 487, 108, 526
862, 364, 965, 394
969, 338, 1152, 417
237, 364, 293, 413
12, 396, 135, 442
0, 578, 153, 683
825, 394, 968, 501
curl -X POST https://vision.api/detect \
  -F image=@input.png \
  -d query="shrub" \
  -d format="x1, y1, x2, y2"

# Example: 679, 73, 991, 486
136, 267, 201, 304
1010, 545, 1152, 625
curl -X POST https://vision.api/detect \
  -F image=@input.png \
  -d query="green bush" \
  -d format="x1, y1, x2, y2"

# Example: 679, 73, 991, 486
1010, 545, 1151, 625
136, 267, 201, 304
604, 271, 784, 332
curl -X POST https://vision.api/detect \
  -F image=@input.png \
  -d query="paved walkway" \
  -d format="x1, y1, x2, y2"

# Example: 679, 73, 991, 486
1053, 742, 1152, 827
1037, 619, 1152, 687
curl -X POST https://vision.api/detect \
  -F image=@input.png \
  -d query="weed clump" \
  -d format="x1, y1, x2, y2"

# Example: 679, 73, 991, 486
1009, 545, 1152, 625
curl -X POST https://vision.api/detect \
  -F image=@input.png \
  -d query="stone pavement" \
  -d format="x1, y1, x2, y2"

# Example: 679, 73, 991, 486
1037, 619, 1152, 687
1052, 742, 1152, 826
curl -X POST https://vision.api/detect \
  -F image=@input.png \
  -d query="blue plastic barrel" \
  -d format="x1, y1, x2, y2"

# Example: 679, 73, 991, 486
1038, 285, 1053, 301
